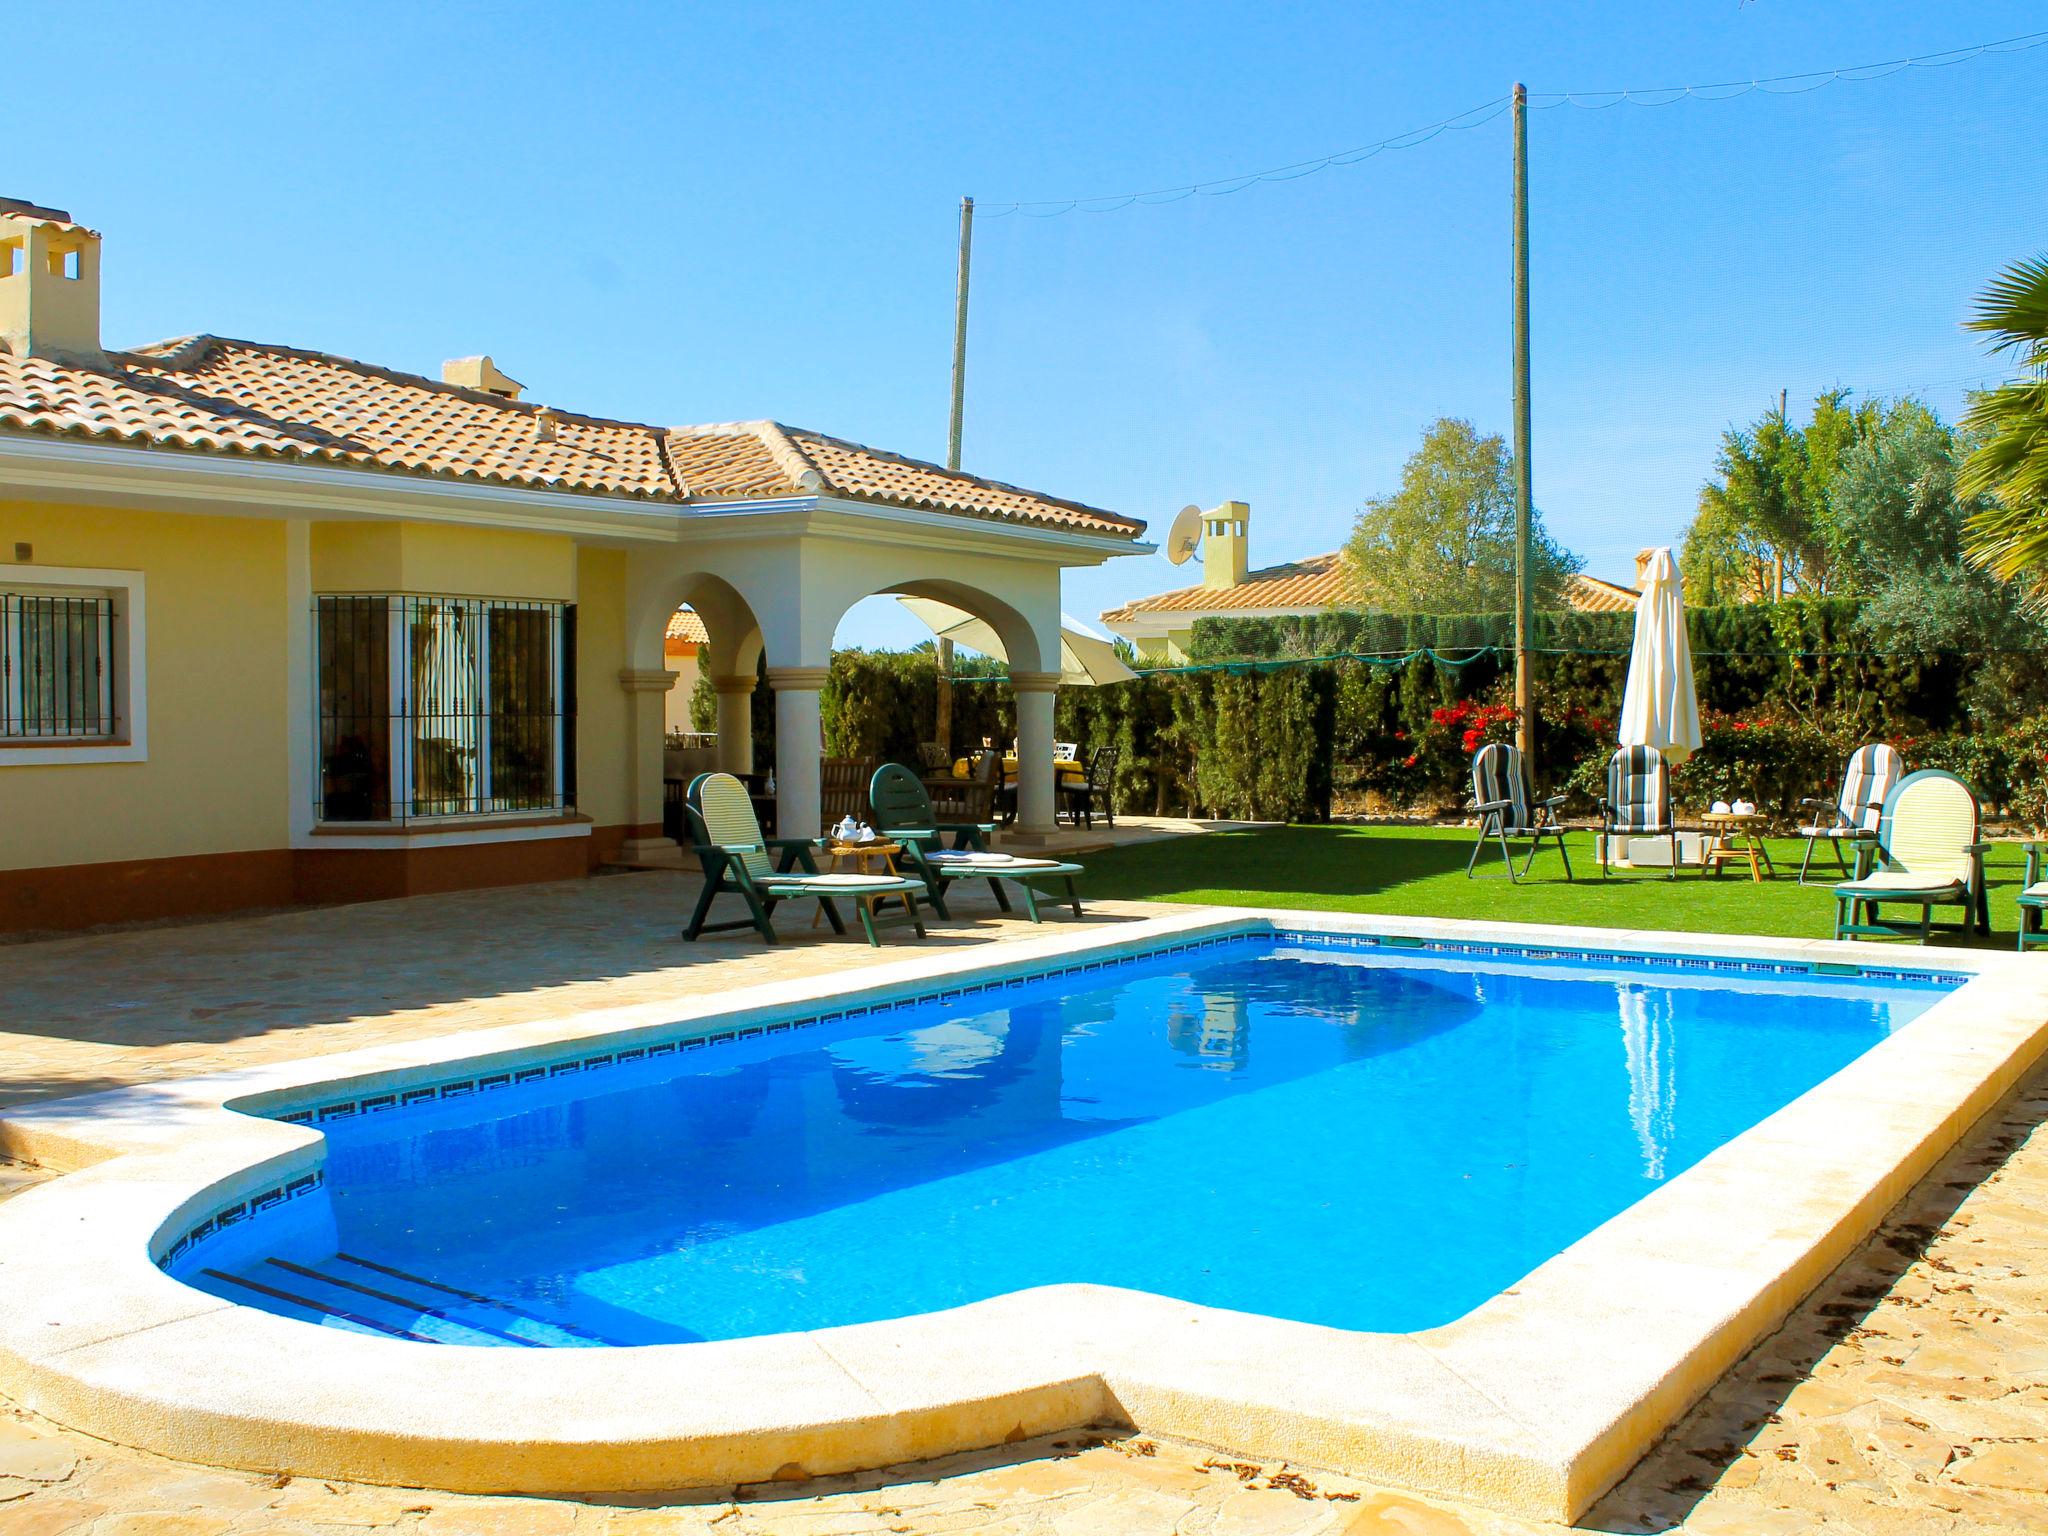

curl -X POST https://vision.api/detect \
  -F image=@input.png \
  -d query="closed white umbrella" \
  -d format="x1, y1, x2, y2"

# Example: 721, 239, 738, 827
896, 597, 1136, 688
1618, 547, 1701, 765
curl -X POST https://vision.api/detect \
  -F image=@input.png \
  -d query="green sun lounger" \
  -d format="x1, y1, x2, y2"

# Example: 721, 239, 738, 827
1831, 770, 1989, 943
682, 771, 927, 946
869, 762, 1085, 922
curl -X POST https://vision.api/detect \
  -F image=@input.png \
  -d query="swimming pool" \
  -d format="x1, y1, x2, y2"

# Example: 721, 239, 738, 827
5, 911, 2040, 1516
174, 930, 1955, 1347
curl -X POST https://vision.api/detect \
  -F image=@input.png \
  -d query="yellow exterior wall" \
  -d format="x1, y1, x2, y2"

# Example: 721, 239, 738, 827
1133, 631, 1190, 666
573, 546, 629, 830
0, 501, 288, 871
310, 522, 576, 599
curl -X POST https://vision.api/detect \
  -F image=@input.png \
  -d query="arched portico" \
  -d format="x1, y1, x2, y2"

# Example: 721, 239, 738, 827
820, 574, 1065, 839
617, 527, 1072, 854
619, 565, 771, 858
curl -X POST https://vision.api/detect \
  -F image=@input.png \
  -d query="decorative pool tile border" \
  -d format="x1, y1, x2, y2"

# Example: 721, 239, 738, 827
160, 927, 1968, 1270
157, 1169, 323, 1269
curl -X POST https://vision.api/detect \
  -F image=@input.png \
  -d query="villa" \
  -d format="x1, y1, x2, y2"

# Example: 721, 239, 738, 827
1100, 499, 1641, 663
0, 198, 1146, 933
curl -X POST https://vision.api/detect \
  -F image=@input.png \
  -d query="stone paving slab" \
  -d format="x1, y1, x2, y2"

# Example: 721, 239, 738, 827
0, 880, 2042, 1532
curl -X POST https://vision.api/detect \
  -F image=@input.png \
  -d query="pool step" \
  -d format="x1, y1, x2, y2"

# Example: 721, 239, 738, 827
199, 1255, 616, 1347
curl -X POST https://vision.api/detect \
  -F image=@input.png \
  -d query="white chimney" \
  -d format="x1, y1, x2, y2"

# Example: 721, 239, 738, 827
0, 199, 104, 363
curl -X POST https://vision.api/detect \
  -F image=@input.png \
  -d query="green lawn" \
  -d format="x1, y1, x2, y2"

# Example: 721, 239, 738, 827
1079, 824, 2034, 947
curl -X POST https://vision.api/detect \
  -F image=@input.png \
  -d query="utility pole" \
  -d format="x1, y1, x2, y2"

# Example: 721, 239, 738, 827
948, 197, 974, 472
1511, 84, 1535, 762
937, 196, 975, 749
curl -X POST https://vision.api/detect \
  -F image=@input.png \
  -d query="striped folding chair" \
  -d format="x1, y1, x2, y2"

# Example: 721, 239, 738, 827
1465, 743, 1573, 881
1598, 745, 1678, 879
1832, 770, 1988, 944
1797, 743, 1903, 884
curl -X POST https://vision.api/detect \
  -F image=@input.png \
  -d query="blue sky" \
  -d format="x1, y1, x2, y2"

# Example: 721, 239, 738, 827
13, 3, 2045, 648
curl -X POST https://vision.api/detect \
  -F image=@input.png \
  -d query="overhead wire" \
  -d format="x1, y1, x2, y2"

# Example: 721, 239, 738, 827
978, 29, 2048, 218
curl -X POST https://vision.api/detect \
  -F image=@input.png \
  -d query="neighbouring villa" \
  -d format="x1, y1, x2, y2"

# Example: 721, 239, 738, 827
1099, 498, 1642, 663
0, 199, 1146, 932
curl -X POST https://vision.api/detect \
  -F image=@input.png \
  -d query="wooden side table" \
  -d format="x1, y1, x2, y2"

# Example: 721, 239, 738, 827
1699, 812, 1776, 882
810, 840, 916, 925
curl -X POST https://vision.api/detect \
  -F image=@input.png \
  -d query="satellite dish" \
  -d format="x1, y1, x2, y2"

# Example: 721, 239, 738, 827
1164, 503, 1204, 565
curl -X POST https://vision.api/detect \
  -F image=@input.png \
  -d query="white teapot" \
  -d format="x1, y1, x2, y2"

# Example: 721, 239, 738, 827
834, 814, 860, 843
1732, 799, 1756, 817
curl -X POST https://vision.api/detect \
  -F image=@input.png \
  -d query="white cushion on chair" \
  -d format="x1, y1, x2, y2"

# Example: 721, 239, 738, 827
764, 873, 914, 890
1834, 870, 1964, 897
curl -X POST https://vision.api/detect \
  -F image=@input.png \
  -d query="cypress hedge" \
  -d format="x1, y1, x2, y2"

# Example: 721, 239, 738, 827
676, 601, 2048, 827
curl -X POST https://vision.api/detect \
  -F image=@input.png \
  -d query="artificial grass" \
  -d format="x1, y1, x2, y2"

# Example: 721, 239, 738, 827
1078, 823, 2035, 948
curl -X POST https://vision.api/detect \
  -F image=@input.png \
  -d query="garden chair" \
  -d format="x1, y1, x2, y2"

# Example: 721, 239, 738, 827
682, 772, 927, 947
1598, 745, 1679, 879
2015, 844, 2048, 953
1797, 743, 1903, 885
1466, 742, 1573, 881
1060, 744, 1120, 829
929, 749, 1000, 826
1831, 770, 1989, 944
869, 763, 1086, 921
818, 756, 876, 833
916, 741, 953, 773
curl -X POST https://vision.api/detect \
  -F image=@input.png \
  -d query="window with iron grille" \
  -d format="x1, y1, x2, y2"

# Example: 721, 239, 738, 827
1, 589, 117, 740
315, 595, 574, 823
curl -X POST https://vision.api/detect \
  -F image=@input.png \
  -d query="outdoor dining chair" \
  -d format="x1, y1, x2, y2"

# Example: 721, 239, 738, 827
681, 772, 927, 947
1598, 744, 1679, 878
1831, 769, 1989, 944
1466, 742, 1573, 881
1797, 743, 1903, 884
1060, 744, 1120, 829
869, 763, 1086, 921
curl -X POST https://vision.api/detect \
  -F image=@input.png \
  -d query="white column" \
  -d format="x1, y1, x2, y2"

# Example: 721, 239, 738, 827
617, 668, 679, 861
768, 665, 829, 842
712, 674, 755, 776
1010, 670, 1060, 842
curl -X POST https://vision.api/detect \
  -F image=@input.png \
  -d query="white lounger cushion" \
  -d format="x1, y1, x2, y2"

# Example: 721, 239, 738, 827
762, 873, 917, 890
1835, 870, 1964, 896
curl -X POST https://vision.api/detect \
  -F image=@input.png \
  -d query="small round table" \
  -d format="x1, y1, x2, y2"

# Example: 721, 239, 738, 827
1699, 811, 1776, 882
810, 840, 915, 925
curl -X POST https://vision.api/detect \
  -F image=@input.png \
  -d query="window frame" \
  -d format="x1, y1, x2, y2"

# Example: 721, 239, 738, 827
0, 564, 145, 768
313, 592, 573, 826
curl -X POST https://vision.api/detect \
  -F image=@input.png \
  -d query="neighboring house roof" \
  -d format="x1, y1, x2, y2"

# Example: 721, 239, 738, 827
0, 336, 1142, 538
1564, 572, 1641, 614
1099, 552, 1359, 624
665, 608, 709, 644
1101, 553, 1642, 627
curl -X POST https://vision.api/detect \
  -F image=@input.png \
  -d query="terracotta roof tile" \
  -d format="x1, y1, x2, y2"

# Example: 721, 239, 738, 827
0, 342, 1142, 539
0, 337, 677, 497
1102, 555, 1642, 623
665, 607, 709, 644
1563, 572, 1640, 614
1101, 552, 1359, 622
662, 421, 1143, 536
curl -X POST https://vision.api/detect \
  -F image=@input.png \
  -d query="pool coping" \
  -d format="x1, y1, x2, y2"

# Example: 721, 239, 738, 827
0, 909, 2041, 1521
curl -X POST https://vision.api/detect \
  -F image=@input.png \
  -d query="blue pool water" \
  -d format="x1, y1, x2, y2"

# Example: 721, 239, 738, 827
180, 934, 1955, 1345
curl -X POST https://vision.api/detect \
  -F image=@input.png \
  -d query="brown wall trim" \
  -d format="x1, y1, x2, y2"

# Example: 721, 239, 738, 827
0, 849, 296, 936
2, 830, 645, 937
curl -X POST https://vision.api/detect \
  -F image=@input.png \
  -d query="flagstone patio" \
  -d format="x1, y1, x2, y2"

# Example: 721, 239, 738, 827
0, 875, 2041, 1533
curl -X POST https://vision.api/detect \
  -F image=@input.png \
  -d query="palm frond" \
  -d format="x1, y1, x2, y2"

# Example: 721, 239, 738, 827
1965, 253, 2048, 356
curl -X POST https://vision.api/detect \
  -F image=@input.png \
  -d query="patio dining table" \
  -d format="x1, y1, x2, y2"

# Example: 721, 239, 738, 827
950, 754, 1085, 783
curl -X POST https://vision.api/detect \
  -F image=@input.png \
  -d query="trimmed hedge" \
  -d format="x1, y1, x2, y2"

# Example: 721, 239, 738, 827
680, 601, 2048, 828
